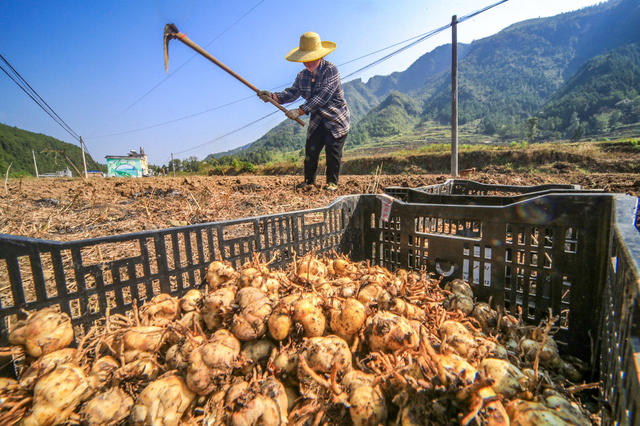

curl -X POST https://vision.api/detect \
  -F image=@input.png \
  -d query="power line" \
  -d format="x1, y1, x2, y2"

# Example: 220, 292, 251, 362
173, 109, 281, 157
120, 0, 265, 114
158, 0, 510, 163
0, 54, 98, 172
86, 30, 447, 140
0, 64, 60, 129
342, 22, 452, 80
89, 95, 254, 139
338, 30, 446, 68
0, 54, 81, 141
86, 0, 265, 140
163, 98, 305, 163
109, 0, 511, 163
90, 0, 507, 142
0, 54, 81, 143
0, 53, 100, 167
458, 0, 509, 23
342, 0, 510, 79
164, 106, 288, 166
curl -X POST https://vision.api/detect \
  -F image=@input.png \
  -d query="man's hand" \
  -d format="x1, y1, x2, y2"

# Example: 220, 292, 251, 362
257, 90, 274, 103
286, 108, 302, 120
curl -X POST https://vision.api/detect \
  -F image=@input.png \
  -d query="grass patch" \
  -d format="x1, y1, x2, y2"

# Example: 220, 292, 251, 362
598, 137, 640, 152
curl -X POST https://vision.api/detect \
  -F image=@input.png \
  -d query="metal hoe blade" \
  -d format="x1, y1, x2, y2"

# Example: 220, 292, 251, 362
163, 23, 180, 73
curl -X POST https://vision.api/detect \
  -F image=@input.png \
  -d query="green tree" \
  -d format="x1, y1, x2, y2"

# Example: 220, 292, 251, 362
591, 113, 609, 134
526, 117, 539, 142
168, 158, 182, 172
182, 156, 200, 173
566, 112, 581, 140
609, 110, 623, 128
480, 116, 498, 135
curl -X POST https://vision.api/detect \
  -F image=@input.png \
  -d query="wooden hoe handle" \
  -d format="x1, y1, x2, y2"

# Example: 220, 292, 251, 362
163, 23, 305, 127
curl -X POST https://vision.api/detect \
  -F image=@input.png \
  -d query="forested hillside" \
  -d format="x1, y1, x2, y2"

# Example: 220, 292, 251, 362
215, 0, 639, 162
536, 43, 640, 139
348, 91, 423, 147
0, 122, 103, 177
418, 0, 639, 138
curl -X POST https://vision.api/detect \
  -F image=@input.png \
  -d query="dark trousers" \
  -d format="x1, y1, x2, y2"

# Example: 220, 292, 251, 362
304, 124, 347, 185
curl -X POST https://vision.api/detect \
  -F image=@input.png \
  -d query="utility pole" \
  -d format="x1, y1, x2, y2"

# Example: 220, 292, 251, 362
171, 153, 176, 177
32, 149, 39, 178
80, 136, 88, 179
451, 15, 459, 177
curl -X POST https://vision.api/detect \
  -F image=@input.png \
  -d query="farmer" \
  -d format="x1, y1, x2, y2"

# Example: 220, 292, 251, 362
258, 32, 350, 191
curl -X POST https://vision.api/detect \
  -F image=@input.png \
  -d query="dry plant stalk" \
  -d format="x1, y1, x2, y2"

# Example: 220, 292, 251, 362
188, 191, 202, 213
533, 309, 557, 382
366, 163, 383, 194
4, 162, 12, 195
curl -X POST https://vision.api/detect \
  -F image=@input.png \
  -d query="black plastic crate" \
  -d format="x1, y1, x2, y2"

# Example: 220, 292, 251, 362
1, 192, 639, 424
600, 196, 640, 424
395, 178, 580, 195
0, 197, 361, 340
385, 178, 586, 202
385, 188, 603, 206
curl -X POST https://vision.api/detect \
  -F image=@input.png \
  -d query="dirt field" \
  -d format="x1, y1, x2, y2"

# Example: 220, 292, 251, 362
1, 171, 638, 241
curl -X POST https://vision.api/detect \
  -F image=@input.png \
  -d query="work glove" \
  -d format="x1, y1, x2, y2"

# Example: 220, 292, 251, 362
257, 90, 273, 103
286, 108, 302, 120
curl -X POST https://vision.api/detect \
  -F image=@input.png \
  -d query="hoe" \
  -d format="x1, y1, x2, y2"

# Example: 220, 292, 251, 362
163, 23, 305, 127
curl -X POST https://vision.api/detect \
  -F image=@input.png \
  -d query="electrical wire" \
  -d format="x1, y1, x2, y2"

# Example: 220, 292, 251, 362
172, 109, 281, 156
86, 30, 445, 140
103, 0, 511, 164
0, 54, 81, 142
88, 0, 510, 143
458, 0, 509, 23
0, 54, 100, 169
90, 95, 254, 139
338, 30, 446, 68
163, 20, 448, 159
0, 54, 80, 141
163, 105, 290, 166
342, 22, 452, 80
340, 0, 511, 79
157, 0, 511, 164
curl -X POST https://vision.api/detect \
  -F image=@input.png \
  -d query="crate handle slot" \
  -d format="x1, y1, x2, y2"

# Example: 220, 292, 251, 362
436, 259, 456, 277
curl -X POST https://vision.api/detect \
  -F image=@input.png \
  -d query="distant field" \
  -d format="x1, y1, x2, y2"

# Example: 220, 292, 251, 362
284, 119, 640, 166
261, 137, 640, 176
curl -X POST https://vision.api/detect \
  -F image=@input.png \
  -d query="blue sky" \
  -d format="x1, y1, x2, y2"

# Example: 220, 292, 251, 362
1, 0, 605, 166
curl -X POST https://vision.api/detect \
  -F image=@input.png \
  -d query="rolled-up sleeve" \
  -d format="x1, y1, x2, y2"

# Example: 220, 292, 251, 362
299, 67, 340, 114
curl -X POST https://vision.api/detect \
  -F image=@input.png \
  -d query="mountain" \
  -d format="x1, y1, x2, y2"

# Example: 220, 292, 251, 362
219, 0, 640, 161
349, 91, 422, 147
364, 43, 469, 98
536, 43, 640, 139
418, 0, 640, 134
0, 122, 104, 177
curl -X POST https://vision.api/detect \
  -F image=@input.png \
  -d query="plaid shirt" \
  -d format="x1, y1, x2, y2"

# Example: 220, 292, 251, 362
275, 59, 350, 139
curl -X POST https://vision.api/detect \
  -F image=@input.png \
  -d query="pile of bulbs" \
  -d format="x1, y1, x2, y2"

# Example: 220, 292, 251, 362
0, 253, 593, 425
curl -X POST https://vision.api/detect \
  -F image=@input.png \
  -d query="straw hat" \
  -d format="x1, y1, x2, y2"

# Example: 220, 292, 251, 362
285, 32, 336, 62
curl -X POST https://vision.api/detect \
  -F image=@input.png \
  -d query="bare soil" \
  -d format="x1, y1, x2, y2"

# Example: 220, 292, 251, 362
1, 171, 638, 241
